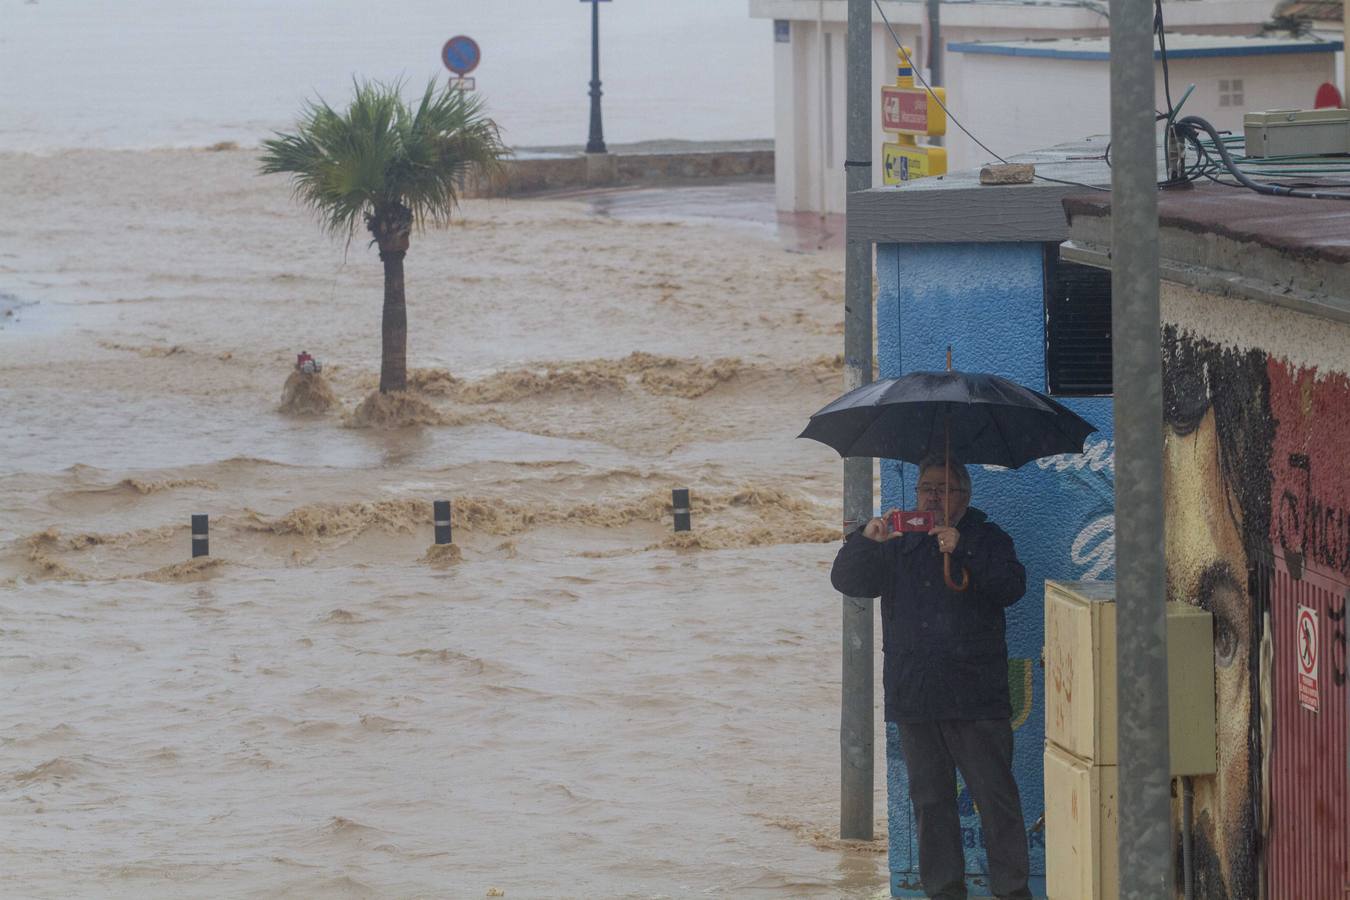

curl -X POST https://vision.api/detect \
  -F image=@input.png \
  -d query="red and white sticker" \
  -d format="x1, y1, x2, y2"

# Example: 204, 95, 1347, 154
1297, 604, 1320, 714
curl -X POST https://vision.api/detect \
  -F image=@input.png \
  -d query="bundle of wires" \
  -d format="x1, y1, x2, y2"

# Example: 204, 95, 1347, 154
870, 0, 1350, 201
1153, 0, 1350, 201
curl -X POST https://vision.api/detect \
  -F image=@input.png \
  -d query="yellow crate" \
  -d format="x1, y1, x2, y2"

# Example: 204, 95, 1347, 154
1044, 741, 1118, 900
1043, 581, 1216, 775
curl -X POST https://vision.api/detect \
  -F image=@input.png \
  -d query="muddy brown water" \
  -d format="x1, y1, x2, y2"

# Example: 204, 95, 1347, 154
0, 149, 889, 898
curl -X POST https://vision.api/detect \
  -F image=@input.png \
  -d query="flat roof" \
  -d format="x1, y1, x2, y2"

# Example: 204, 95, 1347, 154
1065, 183, 1350, 265
1063, 182, 1350, 324
847, 138, 1116, 244
948, 33, 1342, 60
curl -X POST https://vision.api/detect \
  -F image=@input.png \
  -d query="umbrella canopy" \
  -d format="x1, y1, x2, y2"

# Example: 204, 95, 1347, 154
799, 370, 1097, 468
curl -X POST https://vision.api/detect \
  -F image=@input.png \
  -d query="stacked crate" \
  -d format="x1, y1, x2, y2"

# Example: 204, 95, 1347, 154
1043, 581, 1216, 900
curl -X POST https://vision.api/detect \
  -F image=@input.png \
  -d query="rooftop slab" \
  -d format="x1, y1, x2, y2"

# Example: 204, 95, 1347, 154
948, 32, 1343, 59
1064, 182, 1350, 324
847, 138, 1115, 244
1065, 182, 1350, 265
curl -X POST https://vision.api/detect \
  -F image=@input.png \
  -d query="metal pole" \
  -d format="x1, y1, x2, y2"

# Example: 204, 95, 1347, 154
1182, 776, 1195, 900
191, 514, 208, 558
841, 0, 874, 842
433, 500, 452, 545
926, 0, 942, 147
817, 2, 828, 214
1109, 0, 1171, 893
672, 488, 691, 532
586, 0, 607, 154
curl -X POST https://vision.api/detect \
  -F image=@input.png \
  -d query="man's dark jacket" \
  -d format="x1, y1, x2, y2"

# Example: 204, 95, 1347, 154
830, 507, 1026, 723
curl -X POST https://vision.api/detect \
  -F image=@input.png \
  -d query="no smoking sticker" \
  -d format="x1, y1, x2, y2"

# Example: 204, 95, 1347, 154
1297, 604, 1319, 713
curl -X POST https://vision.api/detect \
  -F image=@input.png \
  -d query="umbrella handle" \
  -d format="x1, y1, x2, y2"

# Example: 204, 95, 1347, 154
943, 552, 969, 592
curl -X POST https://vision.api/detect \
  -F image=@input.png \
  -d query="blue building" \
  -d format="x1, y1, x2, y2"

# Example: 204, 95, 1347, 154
849, 142, 1116, 897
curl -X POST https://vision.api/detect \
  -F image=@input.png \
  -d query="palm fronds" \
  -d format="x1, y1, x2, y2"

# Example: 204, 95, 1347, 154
259, 78, 508, 238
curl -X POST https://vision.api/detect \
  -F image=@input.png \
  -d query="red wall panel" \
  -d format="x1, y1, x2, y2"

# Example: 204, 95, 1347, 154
1266, 550, 1349, 900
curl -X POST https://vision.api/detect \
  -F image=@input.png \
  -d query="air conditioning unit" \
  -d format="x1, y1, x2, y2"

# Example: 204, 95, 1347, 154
1243, 108, 1350, 159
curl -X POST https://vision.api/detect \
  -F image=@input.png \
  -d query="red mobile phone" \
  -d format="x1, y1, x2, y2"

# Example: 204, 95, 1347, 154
887, 510, 935, 533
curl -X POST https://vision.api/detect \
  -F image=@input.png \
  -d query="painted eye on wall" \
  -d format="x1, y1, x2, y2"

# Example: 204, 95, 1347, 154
1214, 618, 1238, 668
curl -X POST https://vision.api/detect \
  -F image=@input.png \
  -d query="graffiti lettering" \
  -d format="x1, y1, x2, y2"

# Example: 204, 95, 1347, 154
1033, 437, 1115, 475
1279, 490, 1300, 540
1071, 514, 1116, 581
1277, 491, 1350, 576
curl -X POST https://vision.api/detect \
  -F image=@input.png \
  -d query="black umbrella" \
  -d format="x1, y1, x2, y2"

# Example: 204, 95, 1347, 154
800, 357, 1097, 589
799, 371, 1097, 467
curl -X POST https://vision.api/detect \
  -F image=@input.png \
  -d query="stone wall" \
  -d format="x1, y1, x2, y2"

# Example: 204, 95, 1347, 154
464, 149, 773, 197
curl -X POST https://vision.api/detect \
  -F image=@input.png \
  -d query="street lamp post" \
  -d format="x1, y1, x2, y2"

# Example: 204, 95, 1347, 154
581, 0, 610, 154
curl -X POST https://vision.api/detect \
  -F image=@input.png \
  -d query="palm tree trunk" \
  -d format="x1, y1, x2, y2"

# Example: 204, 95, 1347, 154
378, 248, 408, 393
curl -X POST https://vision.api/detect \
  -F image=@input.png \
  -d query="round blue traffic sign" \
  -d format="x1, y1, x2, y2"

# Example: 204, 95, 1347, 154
442, 35, 481, 76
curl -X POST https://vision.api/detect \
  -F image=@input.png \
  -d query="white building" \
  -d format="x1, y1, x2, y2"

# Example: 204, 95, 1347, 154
948, 34, 1338, 169
750, 0, 1286, 214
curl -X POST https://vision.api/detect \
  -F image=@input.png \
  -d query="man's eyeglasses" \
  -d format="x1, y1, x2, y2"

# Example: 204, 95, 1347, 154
917, 483, 969, 496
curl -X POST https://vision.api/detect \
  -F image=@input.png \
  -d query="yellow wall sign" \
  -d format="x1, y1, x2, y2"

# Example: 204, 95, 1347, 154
880, 85, 947, 137
882, 142, 947, 185
880, 46, 947, 184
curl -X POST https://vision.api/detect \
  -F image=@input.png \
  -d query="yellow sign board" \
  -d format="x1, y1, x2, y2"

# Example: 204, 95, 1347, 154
882, 142, 947, 185
880, 85, 947, 137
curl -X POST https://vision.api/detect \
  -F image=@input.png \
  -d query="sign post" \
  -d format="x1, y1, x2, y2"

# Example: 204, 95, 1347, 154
1298, 604, 1320, 713
879, 46, 947, 185
442, 35, 481, 92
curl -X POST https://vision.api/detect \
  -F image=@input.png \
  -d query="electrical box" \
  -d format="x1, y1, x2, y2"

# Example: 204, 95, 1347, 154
1045, 741, 1118, 900
1043, 581, 1217, 775
1243, 108, 1350, 159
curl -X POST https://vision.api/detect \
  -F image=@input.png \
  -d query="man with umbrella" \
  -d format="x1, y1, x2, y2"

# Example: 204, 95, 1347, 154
804, 361, 1095, 900
830, 454, 1031, 900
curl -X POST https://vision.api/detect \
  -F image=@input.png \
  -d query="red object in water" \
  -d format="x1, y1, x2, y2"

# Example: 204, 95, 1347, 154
1314, 82, 1343, 109
887, 509, 935, 533
295, 351, 313, 371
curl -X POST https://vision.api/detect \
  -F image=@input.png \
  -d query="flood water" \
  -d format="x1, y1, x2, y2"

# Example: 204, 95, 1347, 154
0, 146, 890, 898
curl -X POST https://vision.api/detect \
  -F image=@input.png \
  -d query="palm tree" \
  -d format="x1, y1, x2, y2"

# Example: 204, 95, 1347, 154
260, 79, 506, 393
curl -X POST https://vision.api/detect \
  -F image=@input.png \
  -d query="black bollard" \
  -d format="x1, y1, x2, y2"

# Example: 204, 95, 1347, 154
433, 500, 452, 545
672, 488, 691, 532
191, 514, 209, 558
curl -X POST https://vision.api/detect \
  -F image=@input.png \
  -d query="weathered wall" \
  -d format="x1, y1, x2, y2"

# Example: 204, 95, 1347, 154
463, 150, 773, 197
1160, 281, 1350, 899
875, 223, 1349, 900
876, 241, 1115, 897
953, 49, 1334, 177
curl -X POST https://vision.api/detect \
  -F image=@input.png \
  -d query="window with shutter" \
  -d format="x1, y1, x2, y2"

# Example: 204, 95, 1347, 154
1044, 243, 1113, 396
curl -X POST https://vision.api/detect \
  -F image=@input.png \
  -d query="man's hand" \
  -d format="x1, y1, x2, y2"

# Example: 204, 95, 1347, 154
863, 510, 905, 541
929, 525, 961, 553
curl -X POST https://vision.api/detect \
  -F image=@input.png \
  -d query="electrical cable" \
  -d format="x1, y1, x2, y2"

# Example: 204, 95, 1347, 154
1174, 115, 1350, 200
1153, 0, 1196, 187
1154, 0, 1174, 123
871, 0, 1110, 191
871, 0, 1350, 200
872, 0, 1006, 165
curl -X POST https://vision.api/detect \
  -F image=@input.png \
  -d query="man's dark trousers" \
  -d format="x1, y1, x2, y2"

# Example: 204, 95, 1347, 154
895, 718, 1032, 900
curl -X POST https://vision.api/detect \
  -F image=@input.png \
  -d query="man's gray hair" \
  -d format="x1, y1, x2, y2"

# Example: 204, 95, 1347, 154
917, 454, 972, 494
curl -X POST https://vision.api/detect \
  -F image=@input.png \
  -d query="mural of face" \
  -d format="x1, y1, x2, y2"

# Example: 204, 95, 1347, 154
1162, 327, 1272, 900
1163, 408, 1255, 898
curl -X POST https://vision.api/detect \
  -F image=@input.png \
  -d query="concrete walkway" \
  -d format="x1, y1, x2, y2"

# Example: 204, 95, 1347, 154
543, 180, 846, 253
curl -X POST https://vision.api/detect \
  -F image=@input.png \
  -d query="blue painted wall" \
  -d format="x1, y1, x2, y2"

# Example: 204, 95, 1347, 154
875, 242, 1115, 898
